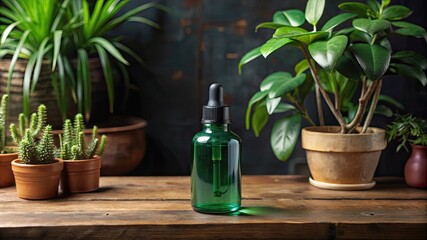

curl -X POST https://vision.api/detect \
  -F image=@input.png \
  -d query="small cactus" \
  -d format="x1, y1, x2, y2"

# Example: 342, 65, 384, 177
59, 114, 106, 160
10, 104, 47, 144
0, 95, 8, 153
18, 125, 55, 164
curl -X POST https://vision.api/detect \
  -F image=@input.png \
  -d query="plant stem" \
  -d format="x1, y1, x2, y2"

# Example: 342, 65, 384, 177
362, 79, 382, 133
346, 80, 378, 133
301, 46, 346, 131
287, 95, 316, 126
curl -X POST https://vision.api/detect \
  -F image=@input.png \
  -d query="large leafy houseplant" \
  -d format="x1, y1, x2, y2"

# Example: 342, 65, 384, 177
60, 0, 163, 121
0, 0, 163, 121
0, 0, 72, 117
239, 0, 427, 161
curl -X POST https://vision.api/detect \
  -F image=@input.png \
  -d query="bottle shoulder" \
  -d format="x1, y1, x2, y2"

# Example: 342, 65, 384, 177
192, 129, 241, 144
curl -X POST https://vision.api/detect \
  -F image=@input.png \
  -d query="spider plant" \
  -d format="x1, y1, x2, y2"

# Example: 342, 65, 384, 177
61, 0, 164, 121
0, 0, 74, 117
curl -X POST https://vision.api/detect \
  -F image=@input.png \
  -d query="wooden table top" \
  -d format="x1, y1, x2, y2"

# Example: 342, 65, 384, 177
0, 175, 426, 239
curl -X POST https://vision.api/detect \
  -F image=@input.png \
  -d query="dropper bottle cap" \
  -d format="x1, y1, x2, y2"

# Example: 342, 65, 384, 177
201, 83, 230, 124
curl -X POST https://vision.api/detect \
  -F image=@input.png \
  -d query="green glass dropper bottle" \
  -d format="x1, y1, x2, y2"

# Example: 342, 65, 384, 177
191, 83, 242, 214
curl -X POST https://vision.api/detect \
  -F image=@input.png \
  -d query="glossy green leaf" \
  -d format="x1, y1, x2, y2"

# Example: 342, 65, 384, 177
338, 2, 369, 17
7, 30, 29, 94
294, 59, 309, 75
273, 9, 305, 27
336, 52, 363, 81
0, 20, 21, 44
52, 30, 62, 71
245, 91, 268, 129
273, 26, 328, 44
367, 0, 380, 12
321, 13, 357, 32
22, 54, 37, 117
305, 0, 325, 26
392, 21, 427, 39
389, 63, 427, 86
392, 51, 427, 69
266, 97, 281, 114
252, 103, 269, 137
269, 73, 306, 98
128, 16, 161, 29
31, 37, 50, 93
238, 46, 262, 74
96, 44, 114, 113
273, 103, 296, 114
378, 37, 392, 52
260, 72, 292, 92
256, 22, 287, 31
350, 43, 391, 81
77, 49, 90, 118
378, 95, 404, 109
270, 113, 301, 161
381, 5, 412, 20
90, 37, 129, 65
352, 18, 390, 36
260, 38, 293, 58
308, 35, 348, 71
349, 29, 373, 43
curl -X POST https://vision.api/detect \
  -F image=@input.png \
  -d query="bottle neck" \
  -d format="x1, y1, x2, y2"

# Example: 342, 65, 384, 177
203, 123, 230, 132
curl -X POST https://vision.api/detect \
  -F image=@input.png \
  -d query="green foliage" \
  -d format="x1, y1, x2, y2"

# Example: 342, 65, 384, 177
238, 0, 426, 161
387, 114, 427, 152
9, 104, 47, 145
0, 95, 9, 153
18, 125, 55, 164
59, 114, 107, 160
0, 0, 165, 121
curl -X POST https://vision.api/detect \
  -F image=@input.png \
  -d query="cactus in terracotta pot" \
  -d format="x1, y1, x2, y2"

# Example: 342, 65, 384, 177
10, 104, 63, 199
59, 114, 106, 160
59, 113, 106, 193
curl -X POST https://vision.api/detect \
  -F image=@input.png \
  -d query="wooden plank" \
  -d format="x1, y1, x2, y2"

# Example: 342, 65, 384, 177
0, 176, 426, 239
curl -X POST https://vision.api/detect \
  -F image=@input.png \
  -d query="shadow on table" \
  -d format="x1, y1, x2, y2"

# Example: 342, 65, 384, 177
227, 206, 286, 216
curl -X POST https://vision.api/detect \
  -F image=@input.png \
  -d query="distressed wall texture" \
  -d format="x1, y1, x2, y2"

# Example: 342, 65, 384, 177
114, 0, 427, 175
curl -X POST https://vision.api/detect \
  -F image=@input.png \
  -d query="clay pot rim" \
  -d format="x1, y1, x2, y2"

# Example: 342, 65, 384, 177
12, 158, 63, 167
61, 155, 101, 163
52, 116, 147, 135
411, 144, 427, 149
0, 152, 19, 157
302, 126, 385, 136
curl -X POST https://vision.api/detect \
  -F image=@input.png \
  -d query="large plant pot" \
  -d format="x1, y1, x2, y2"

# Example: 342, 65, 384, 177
405, 145, 427, 188
11, 159, 63, 200
89, 116, 147, 175
301, 126, 386, 190
0, 153, 18, 187
0, 59, 65, 128
61, 156, 101, 193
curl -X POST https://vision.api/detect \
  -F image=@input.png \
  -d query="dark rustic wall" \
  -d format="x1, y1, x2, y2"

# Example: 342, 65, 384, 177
113, 0, 427, 176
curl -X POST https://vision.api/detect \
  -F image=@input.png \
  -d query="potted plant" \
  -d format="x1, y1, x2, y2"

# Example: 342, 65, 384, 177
59, 113, 106, 193
10, 105, 63, 199
239, 0, 426, 189
0, 0, 73, 127
387, 114, 427, 188
0, 94, 19, 188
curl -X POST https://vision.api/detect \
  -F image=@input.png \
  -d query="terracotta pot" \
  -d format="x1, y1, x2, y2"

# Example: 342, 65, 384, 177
302, 126, 386, 189
11, 159, 63, 200
405, 145, 427, 188
0, 153, 19, 187
89, 116, 147, 175
61, 156, 101, 193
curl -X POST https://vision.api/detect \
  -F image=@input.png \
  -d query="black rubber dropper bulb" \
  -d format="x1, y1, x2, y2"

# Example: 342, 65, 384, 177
202, 83, 230, 124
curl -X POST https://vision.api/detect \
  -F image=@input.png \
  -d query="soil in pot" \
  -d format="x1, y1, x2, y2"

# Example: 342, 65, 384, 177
61, 156, 101, 193
11, 159, 63, 200
302, 126, 387, 190
0, 153, 18, 187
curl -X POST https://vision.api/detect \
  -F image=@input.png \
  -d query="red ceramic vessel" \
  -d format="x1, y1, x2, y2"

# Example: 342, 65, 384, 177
404, 145, 427, 188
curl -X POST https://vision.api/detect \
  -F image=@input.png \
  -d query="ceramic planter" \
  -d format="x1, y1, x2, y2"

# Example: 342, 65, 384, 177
404, 145, 427, 188
11, 159, 63, 200
0, 153, 19, 187
60, 156, 102, 193
302, 126, 386, 190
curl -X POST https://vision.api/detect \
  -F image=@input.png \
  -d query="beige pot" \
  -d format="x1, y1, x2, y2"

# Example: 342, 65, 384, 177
60, 156, 101, 193
302, 126, 386, 188
12, 159, 63, 200
0, 153, 19, 187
